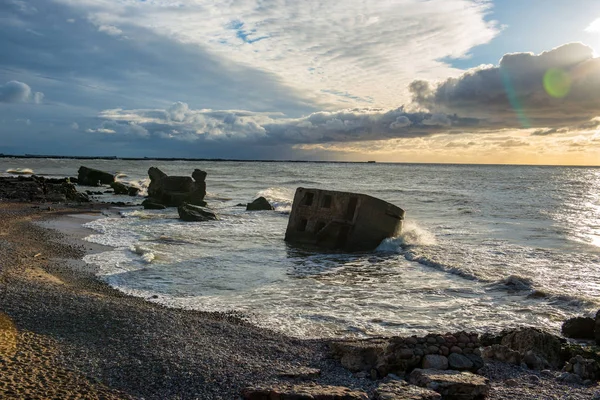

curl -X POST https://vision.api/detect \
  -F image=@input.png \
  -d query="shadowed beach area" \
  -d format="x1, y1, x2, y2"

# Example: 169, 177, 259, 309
0, 201, 599, 399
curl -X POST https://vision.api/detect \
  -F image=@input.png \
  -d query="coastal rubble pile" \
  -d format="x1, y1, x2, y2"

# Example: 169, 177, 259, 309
330, 332, 483, 378
241, 383, 370, 399
145, 167, 207, 208
0, 175, 89, 203
373, 380, 441, 400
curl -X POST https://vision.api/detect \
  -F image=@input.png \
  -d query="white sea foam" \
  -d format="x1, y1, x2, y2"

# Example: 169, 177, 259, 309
256, 187, 295, 212
6, 168, 34, 175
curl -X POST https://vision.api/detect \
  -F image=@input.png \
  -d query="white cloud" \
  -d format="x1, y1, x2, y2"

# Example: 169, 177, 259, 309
586, 18, 600, 33
54, 0, 499, 108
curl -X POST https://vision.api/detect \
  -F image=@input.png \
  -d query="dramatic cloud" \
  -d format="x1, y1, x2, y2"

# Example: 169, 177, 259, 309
0, 81, 43, 104
409, 43, 600, 129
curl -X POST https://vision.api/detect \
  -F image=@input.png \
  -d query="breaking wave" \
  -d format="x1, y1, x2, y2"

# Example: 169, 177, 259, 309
6, 168, 34, 175
256, 187, 295, 212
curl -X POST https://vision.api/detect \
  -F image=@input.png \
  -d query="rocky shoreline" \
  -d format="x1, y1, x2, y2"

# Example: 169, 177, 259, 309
0, 195, 599, 398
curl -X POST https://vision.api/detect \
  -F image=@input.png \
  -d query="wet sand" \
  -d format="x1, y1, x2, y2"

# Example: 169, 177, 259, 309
0, 201, 598, 399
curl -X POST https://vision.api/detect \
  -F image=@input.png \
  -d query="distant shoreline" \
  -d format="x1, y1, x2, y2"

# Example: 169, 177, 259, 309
1, 154, 599, 168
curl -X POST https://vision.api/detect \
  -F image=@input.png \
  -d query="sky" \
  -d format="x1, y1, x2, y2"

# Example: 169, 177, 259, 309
1, 0, 600, 164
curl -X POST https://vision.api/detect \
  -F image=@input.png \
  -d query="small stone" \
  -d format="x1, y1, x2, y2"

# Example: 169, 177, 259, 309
527, 375, 540, 383
450, 346, 463, 354
422, 355, 448, 370
427, 346, 439, 354
448, 353, 474, 371
541, 369, 555, 378
505, 379, 519, 387
440, 346, 449, 356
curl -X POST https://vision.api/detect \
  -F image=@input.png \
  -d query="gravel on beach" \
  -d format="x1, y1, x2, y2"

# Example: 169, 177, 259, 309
0, 202, 598, 399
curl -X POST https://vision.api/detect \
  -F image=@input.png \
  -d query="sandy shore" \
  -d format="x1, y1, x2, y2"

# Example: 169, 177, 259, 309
0, 201, 598, 399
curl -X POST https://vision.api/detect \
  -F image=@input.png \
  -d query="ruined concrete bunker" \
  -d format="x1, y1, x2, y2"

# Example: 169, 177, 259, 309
284, 187, 405, 251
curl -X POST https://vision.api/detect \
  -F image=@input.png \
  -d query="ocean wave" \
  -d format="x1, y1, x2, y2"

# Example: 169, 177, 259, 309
130, 244, 155, 263
256, 187, 294, 213
6, 168, 34, 175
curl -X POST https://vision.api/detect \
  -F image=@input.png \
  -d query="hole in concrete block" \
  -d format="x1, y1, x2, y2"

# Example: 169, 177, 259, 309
303, 192, 314, 206
345, 197, 358, 220
298, 218, 308, 232
321, 195, 332, 208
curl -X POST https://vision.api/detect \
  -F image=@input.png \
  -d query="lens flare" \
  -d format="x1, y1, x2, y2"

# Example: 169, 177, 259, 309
543, 68, 571, 98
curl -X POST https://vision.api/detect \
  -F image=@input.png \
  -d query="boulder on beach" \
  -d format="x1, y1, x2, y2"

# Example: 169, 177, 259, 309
500, 327, 563, 369
246, 196, 274, 211
596, 310, 600, 345
374, 380, 441, 400
562, 317, 596, 340
77, 166, 115, 186
177, 203, 218, 222
146, 167, 207, 207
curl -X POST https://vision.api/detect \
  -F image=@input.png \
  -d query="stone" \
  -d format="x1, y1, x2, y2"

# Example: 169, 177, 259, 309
558, 372, 583, 384
128, 186, 140, 196
77, 166, 115, 186
523, 350, 547, 370
447, 353, 474, 371
562, 317, 596, 340
422, 355, 448, 370
110, 181, 129, 195
596, 310, 600, 345
482, 344, 521, 365
241, 383, 369, 400
374, 380, 441, 400
246, 196, 274, 211
284, 187, 405, 251
329, 339, 387, 372
450, 346, 462, 354
177, 203, 218, 222
563, 355, 599, 380
500, 327, 562, 369
278, 367, 321, 380
146, 167, 207, 207
465, 354, 484, 371
408, 369, 490, 400
142, 199, 167, 210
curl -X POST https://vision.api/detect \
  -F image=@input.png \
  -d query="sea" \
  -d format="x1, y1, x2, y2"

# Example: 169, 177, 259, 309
2, 158, 600, 339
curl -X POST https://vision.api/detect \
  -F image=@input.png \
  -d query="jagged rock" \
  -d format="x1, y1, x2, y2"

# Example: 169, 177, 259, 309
147, 167, 207, 207
594, 310, 600, 345
408, 369, 490, 400
562, 355, 599, 380
500, 327, 563, 369
128, 186, 140, 196
482, 344, 521, 365
277, 367, 321, 380
329, 339, 388, 372
110, 182, 129, 195
77, 166, 115, 186
0, 176, 89, 203
246, 196, 274, 211
523, 350, 548, 370
241, 383, 369, 400
562, 317, 596, 340
422, 355, 448, 370
177, 203, 218, 222
142, 199, 166, 210
447, 353, 474, 371
374, 380, 441, 400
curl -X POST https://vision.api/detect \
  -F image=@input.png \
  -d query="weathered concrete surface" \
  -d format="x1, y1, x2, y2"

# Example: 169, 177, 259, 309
408, 369, 490, 400
241, 383, 369, 399
146, 167, 207, 207
374, 380, 441, 400
284, 187, 404, 251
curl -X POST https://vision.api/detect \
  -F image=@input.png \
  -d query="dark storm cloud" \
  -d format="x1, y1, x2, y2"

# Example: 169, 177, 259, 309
0, 80, 43, 103
409, 43, 600, 129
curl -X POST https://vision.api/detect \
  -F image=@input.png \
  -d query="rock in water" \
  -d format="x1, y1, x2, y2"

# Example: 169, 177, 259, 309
241, 384, 369, 400
408, 369, 490, 400
77, 166, 115, 186
178, 203, 218, 222
374, 380, 441, 400
141, 199, 166, 210
110, 182, 129, 195
146, 167, 207, 207
246, 196, 274, 211
562, 317, 596, 340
